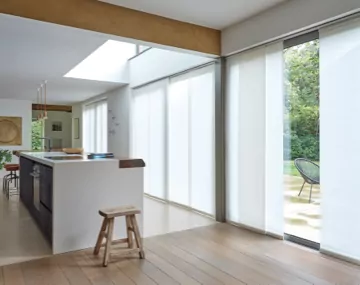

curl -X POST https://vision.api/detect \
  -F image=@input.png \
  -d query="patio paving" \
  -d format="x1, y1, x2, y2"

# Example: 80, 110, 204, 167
284, 175, 320, 243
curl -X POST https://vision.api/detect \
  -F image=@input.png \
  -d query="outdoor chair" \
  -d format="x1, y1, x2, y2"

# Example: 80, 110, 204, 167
294, 158, 320, 203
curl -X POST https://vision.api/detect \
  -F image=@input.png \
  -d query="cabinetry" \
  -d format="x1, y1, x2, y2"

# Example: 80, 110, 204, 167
39, 164, 52, 242
20, 157, 34, 210
19, 157, 53, 245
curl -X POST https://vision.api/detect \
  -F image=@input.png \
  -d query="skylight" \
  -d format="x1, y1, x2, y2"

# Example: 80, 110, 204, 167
64, 40, 136, 82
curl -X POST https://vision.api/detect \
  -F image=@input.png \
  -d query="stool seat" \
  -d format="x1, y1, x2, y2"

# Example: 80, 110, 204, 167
4, 164, 19, 171
99, 205, 140, 218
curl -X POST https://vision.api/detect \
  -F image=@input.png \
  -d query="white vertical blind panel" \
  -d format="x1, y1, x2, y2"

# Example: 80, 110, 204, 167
320, 18, 360, 260
168, 79, 190, 206
226, 48, 266, 230
265, 42, 284, 236
132, 80, 167, 198
189, 66, 215, 215
148, 82, 166, 199
132, 91, 150, 194
83, 100, 107, 153
96, 101, 107, 153
226, 60, 240, 222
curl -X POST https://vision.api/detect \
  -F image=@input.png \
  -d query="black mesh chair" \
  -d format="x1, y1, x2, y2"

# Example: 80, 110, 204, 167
294, 158, 320, 203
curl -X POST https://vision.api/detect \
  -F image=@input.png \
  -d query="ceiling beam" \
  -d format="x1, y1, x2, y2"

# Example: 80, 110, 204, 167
0, 0, 221, 55
32, 104, 72, 112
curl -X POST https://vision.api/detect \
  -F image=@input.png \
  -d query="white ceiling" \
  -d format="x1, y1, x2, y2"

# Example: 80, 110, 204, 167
100, 0, 286, 29
0, 14, 126, 105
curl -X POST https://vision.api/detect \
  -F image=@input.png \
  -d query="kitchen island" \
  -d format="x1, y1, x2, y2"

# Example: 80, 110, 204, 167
18, 152, 145, 254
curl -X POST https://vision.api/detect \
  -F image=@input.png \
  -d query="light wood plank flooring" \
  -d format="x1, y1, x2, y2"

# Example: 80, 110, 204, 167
0, 191, 215, 267
1, 223, 360, 285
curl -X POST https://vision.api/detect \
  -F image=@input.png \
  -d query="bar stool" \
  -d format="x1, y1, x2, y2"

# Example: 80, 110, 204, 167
3, 164, 20, 199
93, 205, 144, 267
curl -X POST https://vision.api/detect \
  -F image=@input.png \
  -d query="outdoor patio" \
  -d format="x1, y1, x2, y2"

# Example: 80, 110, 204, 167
284, 174, 320, 243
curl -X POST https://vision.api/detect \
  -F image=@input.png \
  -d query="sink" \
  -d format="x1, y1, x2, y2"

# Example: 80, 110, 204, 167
44, 156, 84, 161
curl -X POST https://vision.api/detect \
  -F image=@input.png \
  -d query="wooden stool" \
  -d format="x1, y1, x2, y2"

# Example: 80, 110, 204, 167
93, 205, 145, 267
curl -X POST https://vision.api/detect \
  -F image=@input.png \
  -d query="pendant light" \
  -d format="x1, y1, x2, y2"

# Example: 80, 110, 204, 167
43, 80, 48, 120
37, 87, 41, 121
39, 84, 44, 121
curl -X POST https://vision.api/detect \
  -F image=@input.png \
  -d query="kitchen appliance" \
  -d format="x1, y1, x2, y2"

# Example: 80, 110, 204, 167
30, 164, 40, 211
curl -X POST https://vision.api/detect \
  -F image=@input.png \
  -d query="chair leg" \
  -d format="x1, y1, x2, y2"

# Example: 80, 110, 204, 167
309, 184, 313, 203
298, 180, 306, 197
94, 218, 108, 255
130, 215, 145, 259
103, 218, 114, 267
126, 215, 134, 249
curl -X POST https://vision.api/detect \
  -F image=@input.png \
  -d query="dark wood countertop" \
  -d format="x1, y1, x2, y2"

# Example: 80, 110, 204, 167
119, 159, 145, 168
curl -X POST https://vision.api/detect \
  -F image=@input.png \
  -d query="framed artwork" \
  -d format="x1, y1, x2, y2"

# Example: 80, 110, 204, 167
52, 121, 62, 132
0, 116, 22, 146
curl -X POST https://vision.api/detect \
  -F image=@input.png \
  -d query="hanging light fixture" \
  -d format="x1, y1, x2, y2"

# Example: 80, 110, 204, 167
40, 84, 44, 121
43, 80, 48, 120
37, 87, 41, 121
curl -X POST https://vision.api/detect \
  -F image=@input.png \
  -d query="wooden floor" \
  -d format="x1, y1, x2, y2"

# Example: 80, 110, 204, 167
1, 223, 360, 285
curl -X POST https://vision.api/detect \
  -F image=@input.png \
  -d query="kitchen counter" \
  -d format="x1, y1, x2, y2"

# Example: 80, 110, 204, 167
20, 152, 118, 167
19, 152, 145, 254
15, 151, 145, 168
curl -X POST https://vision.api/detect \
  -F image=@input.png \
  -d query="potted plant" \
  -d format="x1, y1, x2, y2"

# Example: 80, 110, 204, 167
0, 149, 12, 170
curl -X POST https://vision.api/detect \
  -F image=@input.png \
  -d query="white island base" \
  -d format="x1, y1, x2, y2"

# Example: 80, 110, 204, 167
20, 152, 144, 255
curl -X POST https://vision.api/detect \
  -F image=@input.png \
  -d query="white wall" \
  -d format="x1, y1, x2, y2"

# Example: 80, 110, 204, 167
129, 48, 215, 87
33, 110, 72, 148
71, 104, 82, 148
0, 99, 32, 177
107, 86, 131, 158
222, 0, 360, 55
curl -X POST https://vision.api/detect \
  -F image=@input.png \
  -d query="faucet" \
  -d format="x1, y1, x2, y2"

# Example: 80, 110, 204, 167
40, 137, 52, 152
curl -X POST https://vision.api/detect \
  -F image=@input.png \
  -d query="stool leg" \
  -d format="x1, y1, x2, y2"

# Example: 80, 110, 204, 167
103, 218, 114, 267
5, 179, 8, 200
126, 216, 134, 249
94, 218, 108, 255
130, 215, 145, 259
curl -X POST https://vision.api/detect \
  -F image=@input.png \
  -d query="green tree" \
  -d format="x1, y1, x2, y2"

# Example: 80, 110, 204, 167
32, 120, 43, 150
284, 40, 319, 161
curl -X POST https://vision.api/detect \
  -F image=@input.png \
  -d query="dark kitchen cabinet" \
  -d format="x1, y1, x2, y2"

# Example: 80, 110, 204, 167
40, 203, 52, 243
20, 157, 53, 245
40, 164, 53, 243
40, 165, 53, 211
20, 157, 34, 209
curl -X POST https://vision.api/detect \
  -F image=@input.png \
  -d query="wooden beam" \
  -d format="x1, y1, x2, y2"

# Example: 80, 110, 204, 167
32, 104, 72, 112
0, 0, 221, 55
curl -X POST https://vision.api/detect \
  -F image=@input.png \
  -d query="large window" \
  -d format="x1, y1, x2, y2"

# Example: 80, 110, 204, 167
83, 100, 108, 153
131, 65, 215, 215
